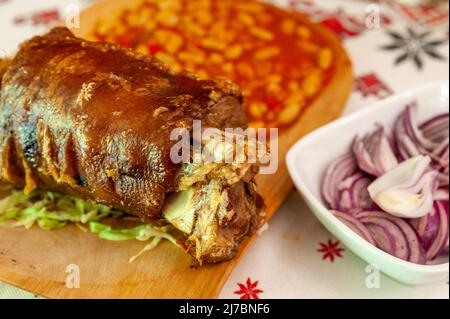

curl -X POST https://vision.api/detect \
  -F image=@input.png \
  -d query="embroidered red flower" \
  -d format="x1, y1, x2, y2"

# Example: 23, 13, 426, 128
318, 239, 345, 262
387, 0, 449, 27
234, 278, 263, 299
13, 9, 60, 26
355, 73, 393, 99
288, 0, 391, 38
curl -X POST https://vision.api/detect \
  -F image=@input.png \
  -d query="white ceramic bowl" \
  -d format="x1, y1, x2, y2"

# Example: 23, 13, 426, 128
286, 81, 449, 285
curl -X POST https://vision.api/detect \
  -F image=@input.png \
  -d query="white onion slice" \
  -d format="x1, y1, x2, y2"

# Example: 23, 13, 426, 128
368, 155, 438, 218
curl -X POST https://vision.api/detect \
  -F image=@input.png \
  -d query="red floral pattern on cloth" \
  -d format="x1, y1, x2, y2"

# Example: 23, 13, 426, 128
317, 239, 345, 262
288, 0, 392, 38
234, 278, 264, 299
355, 73, 394, 99
13, 9, 60, 26
385, 0, 449, 27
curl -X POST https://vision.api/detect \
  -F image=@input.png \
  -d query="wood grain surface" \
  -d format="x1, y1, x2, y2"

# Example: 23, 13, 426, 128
0, 0, 353, 299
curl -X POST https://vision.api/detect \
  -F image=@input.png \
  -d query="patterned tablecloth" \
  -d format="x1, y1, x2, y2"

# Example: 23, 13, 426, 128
0, 0, 449, 299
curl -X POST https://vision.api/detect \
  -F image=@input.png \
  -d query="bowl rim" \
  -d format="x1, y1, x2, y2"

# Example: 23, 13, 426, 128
286, 80, 450, 273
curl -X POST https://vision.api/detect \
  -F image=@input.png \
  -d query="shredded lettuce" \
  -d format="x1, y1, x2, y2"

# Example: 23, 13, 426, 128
89, 221, 179, 263
0, 189, 178, 262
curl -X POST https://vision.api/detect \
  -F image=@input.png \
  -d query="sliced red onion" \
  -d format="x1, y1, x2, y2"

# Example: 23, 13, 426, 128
429, 138, 449, 184
359, 215, 410, 261
404, 106, 439, 152
395, 106, 450, 170
410, 204, 440, 250
420, 113, 449, 144
434, 188, 449, 202
426, 201, 449, 261
322, 153, 358, 209
432, 137, 449, 159
353, 125, 399, 177
437, 168, 449, 187
424, 119, 449, 188
441, 201, 449, 254
321, 105, 449, 264
395, 106, 423, 160
337, 172, 373, 212
332, 211, 375, 245
368, 155, 438, 219
357, 211, 426, 264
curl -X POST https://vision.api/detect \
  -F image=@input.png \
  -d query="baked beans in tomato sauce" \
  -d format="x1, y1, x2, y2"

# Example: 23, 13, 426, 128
92, 0, 335, 128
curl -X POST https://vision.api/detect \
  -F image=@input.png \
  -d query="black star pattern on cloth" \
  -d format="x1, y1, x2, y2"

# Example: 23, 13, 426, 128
380, 28, 447, 70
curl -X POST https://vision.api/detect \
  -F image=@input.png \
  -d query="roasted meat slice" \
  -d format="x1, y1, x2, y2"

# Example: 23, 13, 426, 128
0, 27, 264, 263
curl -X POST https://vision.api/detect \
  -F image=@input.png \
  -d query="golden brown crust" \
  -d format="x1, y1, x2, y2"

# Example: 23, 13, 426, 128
0, 58, 10, 89
0, 28, 247, 221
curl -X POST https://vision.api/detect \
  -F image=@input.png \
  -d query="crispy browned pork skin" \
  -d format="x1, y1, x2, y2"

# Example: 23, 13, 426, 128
0, 27, 264, 263
0, 59, 9, 89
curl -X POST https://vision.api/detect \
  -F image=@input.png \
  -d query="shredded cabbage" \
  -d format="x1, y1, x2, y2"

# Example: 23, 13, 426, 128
0, 189, 178, 262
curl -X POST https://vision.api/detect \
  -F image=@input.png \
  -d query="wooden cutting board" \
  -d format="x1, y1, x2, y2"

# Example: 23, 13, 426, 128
0, 0, 353, 298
